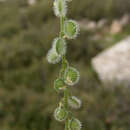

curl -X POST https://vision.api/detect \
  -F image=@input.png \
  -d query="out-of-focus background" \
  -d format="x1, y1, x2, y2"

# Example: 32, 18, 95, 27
0, 0, 130, 130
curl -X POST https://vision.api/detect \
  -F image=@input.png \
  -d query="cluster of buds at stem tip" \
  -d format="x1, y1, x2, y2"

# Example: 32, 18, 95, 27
46, 0, 82, 129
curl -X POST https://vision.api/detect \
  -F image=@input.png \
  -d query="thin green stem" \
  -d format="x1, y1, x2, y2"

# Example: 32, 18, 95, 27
59, 15, 67, 78
59, 5, 69, 129
63, 72, 69, 130
64, 88, 68, 109
51, 0, 81, 129
60, 16, 65, 37
60, 55, 67, 77
65, 119, 69, 130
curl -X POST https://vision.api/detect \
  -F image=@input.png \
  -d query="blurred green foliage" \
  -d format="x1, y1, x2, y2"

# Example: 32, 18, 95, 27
0, 0, 130, 130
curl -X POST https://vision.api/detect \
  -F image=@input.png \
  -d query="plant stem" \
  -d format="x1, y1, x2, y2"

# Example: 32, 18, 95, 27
64, 88, 68, 109
60, 16, 64, 38
60, 55, 67, 77
65, 119, 69, 130
59, 15, 67, 78
64, 88, 69, 130
59, 5, 69, 129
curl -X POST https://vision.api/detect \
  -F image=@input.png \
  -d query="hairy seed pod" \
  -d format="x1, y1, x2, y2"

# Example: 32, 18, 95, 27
47, 49, 61, 64
53, 0, 67, 17
64, 20, 79, 39
54, 107, 68, 122
68, 118, 82, 130
68, 96, 81, 109
54, 78, 65, 92
52, 37, 67, 56
64, 67, 80, 86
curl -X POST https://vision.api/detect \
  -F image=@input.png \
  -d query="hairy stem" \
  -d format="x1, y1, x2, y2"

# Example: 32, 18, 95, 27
48, 0, 82, 129
64, 88, 68, 109
59, 5, 69, 129
60, 16, 65, 37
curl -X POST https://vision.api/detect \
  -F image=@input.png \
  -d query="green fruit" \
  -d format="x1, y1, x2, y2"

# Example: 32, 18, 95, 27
54, 78, 65, 92
54, 107, 68, 122
47, 49, 61, 64
53, 38, 67, 56
64, 67, 80, 86
53, 0, 67, 17
68, 96, 81, 109
68, 118, 82, 130
64, 20, 79, 39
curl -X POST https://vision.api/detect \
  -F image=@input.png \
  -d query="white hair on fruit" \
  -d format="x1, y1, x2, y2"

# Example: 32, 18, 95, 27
54, 107, 68, 122
53, 0, 67, 17
64, 67, 80, 86
47, 48, 61, 64
68, 118, 82, 130
52, 37, 67, 56
68, 96, 82, 109
64, 19, 80, 39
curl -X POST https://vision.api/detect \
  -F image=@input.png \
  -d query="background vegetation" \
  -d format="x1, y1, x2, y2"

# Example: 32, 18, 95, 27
0, 0, 130, 130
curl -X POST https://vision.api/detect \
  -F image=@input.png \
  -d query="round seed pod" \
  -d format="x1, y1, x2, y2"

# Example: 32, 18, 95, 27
68, 118, 82, 130
54, 107, 68, 122
53, 0, 67, 17
54, 78, 65, 92
52, 38, 67, 56
68, 96, 81, 109
47, 49, 61, 64
64, 20, 79, 39
64, 67, 80, 86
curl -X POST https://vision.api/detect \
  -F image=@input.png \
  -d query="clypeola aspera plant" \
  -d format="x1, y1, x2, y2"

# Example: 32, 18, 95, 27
47, 0, 82, 129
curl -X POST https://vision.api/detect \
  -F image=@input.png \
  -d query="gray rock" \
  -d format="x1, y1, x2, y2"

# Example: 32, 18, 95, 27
120, 14, 130, 27
97, 19, 107, 29
78, 19, 97, 31
28, 0, 36, 5
110, 20, 122, 34
0, 0, 6, 2
110, 14, 130, 34
92, 37, 130, 86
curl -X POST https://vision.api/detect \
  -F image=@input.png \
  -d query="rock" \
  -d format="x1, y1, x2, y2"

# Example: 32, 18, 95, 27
92, 37, 130, 87
0, 0, 5, 2
110, 15, 130, 34
120, 14, 130, 27
110, 20, 122, 34
97, 19, 107, 29
86, 21, 97, 31
79, 18, 108, 31
78, 19, 97, 31
78, 19, 89, 30
28, 0, 36, 5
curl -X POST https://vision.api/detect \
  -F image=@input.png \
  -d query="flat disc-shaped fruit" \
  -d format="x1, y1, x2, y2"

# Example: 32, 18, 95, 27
68, 118, 82, 130
68, 96, 81, 109
53, 0, 67, 17
53, 38, 67, 56
64, 67, 80, 86
54, 78, 65, 92
47, 49, 61, 64
64, 20, 79, 39
54, 107, 68, 122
